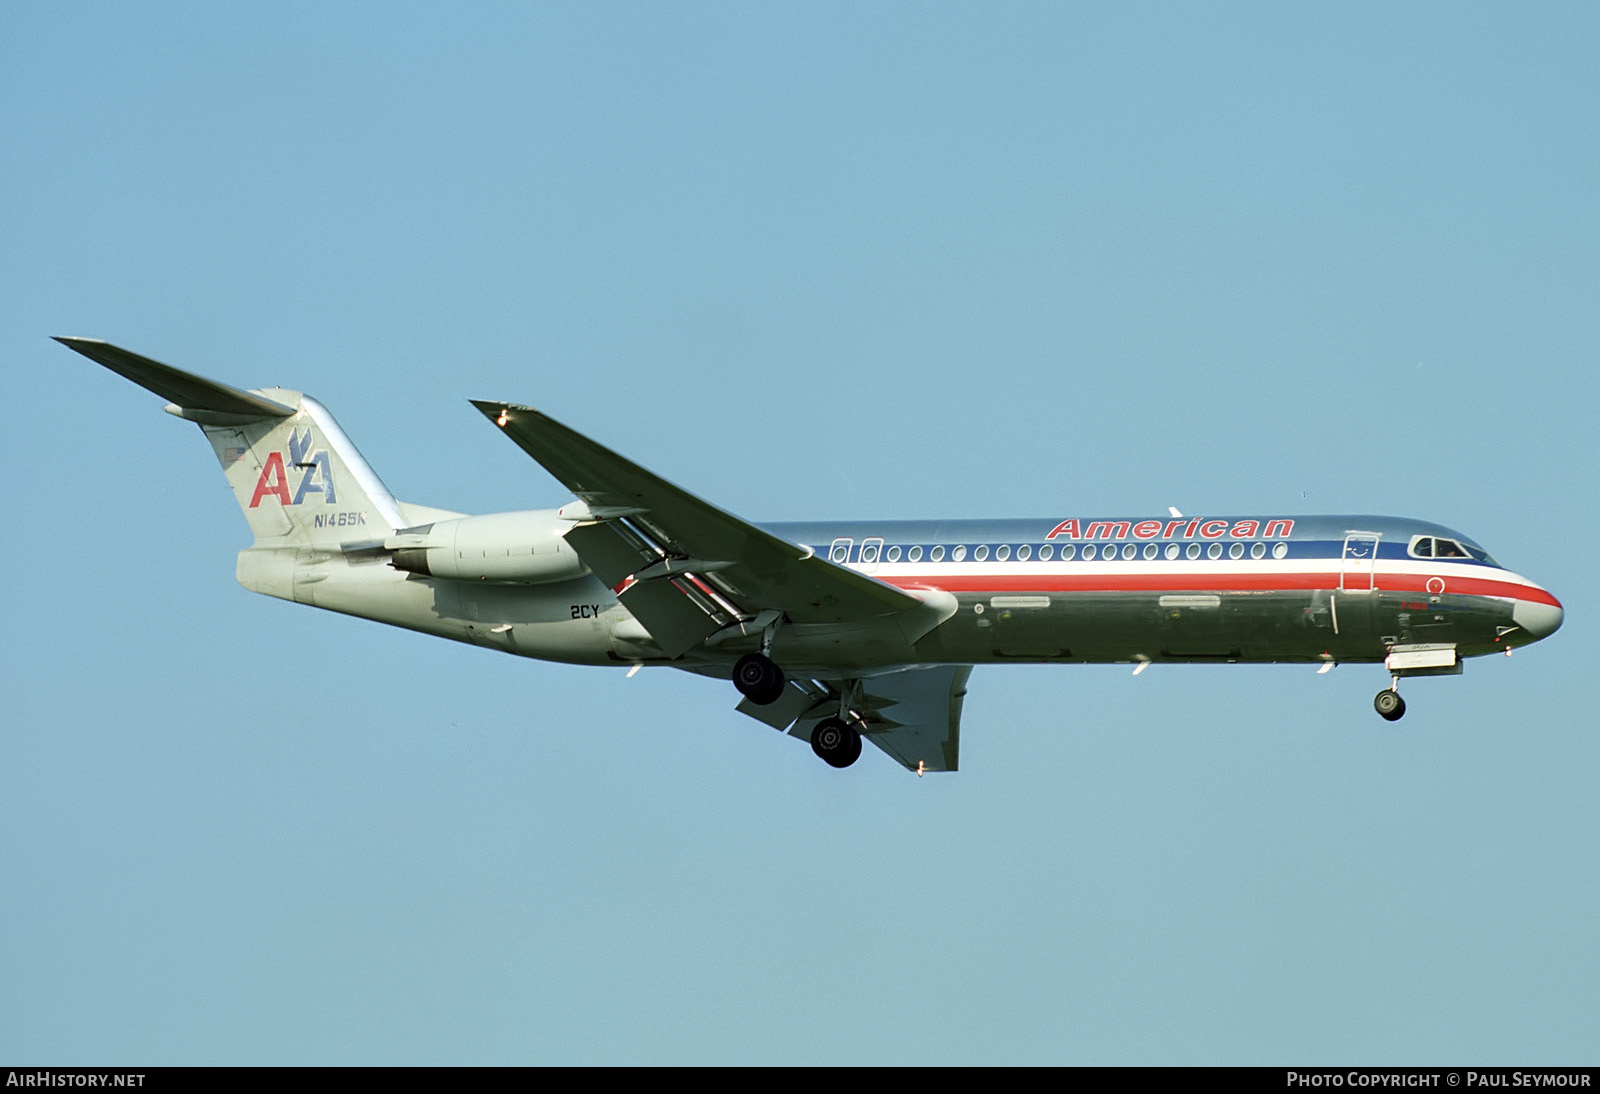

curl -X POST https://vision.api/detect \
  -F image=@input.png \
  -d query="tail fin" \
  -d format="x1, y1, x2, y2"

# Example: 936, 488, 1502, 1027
56, 338, 403, 547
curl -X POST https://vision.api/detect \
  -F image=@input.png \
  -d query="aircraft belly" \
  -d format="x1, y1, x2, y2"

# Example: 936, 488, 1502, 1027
255, 555, 618, 666
285, 563, 1520, 673
915, 588, 1418, 665
770, 620, 916, 669
1380, 590, 1508, 656
460, 577, 618, 665
281, 559, 478, 644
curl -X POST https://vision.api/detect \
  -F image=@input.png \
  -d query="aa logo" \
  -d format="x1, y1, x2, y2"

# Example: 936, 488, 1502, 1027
249, 428, 337, 508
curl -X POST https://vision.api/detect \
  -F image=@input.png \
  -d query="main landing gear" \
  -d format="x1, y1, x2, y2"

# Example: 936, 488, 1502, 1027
810, 717, 863, 768
731, 652, 865, 768
1374, 677, 1407, 722
733, 652, 786, 706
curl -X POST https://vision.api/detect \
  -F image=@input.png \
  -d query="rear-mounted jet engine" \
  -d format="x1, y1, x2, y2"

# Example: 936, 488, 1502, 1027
388, 510, 590, 584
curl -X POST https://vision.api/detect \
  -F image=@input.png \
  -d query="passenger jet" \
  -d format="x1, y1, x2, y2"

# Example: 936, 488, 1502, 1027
57, 338, 1564, 773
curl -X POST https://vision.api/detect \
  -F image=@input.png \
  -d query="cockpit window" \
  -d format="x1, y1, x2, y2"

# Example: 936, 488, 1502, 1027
1410, 534, 1494, 564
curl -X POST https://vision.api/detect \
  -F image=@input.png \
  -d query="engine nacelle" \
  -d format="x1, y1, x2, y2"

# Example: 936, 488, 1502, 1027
389, 510, 589, 584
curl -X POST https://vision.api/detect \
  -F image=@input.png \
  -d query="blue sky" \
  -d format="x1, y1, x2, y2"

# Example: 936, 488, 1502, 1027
3, 2, 1596, 1064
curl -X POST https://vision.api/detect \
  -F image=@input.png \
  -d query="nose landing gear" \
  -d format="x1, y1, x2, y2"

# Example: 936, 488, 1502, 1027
1374, 677, 1407, 722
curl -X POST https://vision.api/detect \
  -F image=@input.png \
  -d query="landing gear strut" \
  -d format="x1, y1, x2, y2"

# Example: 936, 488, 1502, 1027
811, 717, 863, 768
1374, 679, 1407, 722
733, 652, 786, 706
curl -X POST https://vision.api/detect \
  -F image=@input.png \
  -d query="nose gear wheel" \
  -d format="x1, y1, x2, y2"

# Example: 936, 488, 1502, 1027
1374, 688, 1406, 721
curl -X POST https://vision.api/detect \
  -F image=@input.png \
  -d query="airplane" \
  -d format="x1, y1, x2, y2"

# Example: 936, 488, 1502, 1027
55, 337, 1565, 774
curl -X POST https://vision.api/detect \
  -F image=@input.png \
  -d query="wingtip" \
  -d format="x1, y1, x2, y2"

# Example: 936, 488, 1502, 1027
470, 399, 539, 427
470, 398, 535, 409
471, 399, 513, 428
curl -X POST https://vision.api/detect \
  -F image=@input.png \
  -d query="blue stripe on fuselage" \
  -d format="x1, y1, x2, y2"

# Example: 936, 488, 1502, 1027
758, 516, 1502, 570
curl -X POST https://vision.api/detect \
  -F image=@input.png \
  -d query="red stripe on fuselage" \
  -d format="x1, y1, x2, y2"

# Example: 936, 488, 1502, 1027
878, 570, 1562, 607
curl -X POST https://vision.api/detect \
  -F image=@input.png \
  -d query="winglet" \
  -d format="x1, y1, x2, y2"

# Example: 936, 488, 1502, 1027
54, 337, 294, 419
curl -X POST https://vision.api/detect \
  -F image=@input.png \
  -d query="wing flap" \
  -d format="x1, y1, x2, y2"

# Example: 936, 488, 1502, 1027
781, 666, 972, 774
616, 579, 724, 658
735, 681, 822, 731
858, 665, 971, 773
563, 519, 659, 588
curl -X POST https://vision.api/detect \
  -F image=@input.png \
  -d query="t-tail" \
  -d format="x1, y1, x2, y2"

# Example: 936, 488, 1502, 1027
55, 337, 410, 595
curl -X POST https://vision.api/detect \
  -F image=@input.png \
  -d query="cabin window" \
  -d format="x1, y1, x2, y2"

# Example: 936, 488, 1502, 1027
1120, 544, 1136, 560
930, 545, 945, 562
1143, 543, 1158, 560
886, 545, 901, 562
830, 543, 850, 563
1187, 543, 1202, 560
1083, 544, 1097, 560
1229, 542, 1244, 559
860, 542, 879, 565
996, 545, 1011, 561
908, 545, 923, 562
1165, 543, 1180, 560
1273, 543, 1288, 559
1060, 544, 1076, 560
974, 545, 990, 561
1251, 542, 1266, 559
1038, 544, 1052, 561
952, 545, 967, 561
1208, 543, 1223, 559
1017, 544, 1032, 561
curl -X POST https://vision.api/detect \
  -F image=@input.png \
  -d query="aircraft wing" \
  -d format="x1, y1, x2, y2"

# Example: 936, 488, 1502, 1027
792, 666, 972, 773
471, 401, 929, 656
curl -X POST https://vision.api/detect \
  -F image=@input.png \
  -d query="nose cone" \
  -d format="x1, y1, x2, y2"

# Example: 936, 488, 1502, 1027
1513, 593, 1564, 641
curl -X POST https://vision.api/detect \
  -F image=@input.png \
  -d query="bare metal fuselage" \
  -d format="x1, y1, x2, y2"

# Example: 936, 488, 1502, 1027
257, 514, 1559, 679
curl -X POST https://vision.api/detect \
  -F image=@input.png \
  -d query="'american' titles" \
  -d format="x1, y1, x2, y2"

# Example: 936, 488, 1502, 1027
1045, 518, 1295, 542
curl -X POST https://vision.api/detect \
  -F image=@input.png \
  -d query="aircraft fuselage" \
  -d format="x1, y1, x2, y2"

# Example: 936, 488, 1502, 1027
282, 513, 1560, 677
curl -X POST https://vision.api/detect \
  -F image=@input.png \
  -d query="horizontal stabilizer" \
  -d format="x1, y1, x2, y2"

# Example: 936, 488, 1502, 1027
54, 337, 293, 419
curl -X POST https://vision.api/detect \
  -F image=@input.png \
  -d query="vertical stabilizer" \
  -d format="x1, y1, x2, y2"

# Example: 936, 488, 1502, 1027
56, 337, 403, 548
197, 391, 403, 546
